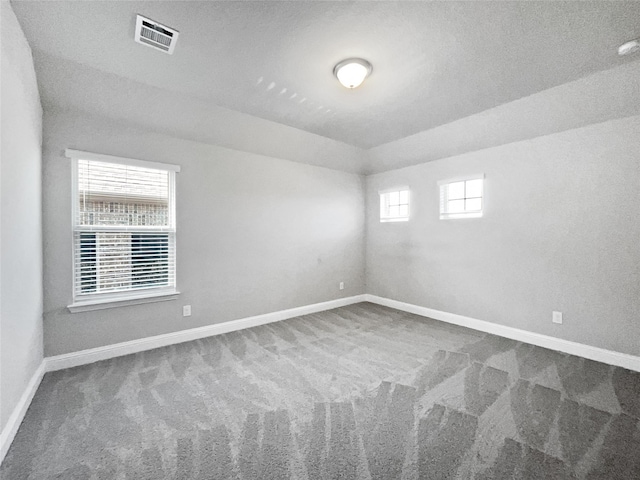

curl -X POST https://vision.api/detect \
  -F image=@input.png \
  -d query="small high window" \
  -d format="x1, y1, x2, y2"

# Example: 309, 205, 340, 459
439, 175, 484, 219
380, 187, 410, 222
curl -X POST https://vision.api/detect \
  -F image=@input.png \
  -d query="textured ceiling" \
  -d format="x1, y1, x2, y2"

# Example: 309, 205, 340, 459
10, 1, 640, 167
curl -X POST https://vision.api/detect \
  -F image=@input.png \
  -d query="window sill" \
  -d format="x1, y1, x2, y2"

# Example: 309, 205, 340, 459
68, 290, 180, 313
439, 213, 483, 220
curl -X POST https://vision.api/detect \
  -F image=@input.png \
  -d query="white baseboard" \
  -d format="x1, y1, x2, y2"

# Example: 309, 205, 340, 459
1, 295, 366, 467
0, 361, 45, 465
365, 294, 640, 372
45, 294, 367, 372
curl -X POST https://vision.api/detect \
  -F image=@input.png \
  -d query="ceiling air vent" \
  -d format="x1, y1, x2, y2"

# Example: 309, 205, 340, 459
135, 15, 179, 54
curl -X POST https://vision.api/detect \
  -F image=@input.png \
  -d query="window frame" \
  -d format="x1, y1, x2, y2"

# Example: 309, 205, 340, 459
66, 149, 181, 312
379, 186, 411, 223
438, 174, 484, 220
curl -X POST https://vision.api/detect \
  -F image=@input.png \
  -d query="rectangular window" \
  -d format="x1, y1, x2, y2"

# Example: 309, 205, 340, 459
380, 187, 410, 222
68, 150, 180, 307
439, 175, 484, 219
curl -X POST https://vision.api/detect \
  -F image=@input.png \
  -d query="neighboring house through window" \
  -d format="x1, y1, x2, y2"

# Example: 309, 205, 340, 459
67, 150, 179, 310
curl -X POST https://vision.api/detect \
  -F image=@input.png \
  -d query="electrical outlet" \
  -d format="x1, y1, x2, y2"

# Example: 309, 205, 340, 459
552, 311, 562, 324
339, 282, 344, 290
183, 305, 192, 317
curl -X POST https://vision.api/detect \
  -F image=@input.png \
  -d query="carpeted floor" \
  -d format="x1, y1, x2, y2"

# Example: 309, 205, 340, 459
2, 302, 639, 479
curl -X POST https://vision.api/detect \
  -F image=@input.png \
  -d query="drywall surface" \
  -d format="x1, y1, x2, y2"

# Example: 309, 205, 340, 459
366, 115, 640, 356
366, 60, 640, 174
32, 53, 368, 174
11, 1, 640, 149
43, 111, 365, 356
0, 1, 44, 431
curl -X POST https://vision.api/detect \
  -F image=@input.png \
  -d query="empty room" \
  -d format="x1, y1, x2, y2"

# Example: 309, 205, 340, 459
1, 1, 640, 478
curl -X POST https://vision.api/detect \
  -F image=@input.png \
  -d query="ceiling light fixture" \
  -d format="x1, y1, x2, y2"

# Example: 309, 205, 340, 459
618, 38, 640, 56
333, 58, 372, 89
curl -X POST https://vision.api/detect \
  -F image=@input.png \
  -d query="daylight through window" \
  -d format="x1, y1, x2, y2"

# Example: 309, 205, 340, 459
380, 188, 410, 222
439, 176, 484, 219
70, 151, 179, 304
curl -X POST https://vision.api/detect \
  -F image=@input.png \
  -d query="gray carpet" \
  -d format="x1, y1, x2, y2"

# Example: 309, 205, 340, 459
2, 302, 639, 479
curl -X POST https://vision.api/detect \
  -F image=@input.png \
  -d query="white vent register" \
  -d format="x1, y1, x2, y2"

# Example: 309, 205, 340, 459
135, 15, 179, 54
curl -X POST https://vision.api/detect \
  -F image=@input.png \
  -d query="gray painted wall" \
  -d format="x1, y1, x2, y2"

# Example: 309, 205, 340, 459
0, 1, 44, 431
43, 110, 365, 356
366, 115, 640, 356
31, 52, 368, 174
366, 61, 640, 174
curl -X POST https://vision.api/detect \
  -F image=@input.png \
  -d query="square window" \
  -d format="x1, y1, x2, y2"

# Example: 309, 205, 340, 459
380, 187, 410, 222
439, 176, 484, 219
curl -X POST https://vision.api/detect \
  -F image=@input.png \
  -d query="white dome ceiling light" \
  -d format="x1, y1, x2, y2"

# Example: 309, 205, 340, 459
333, 58, 373, 89
618, 38, 640, 56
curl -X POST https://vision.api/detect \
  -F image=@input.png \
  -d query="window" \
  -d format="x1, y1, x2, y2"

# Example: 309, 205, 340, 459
67, 150, 180, 309
380, 187, 410, 222
439, 175, 484, 219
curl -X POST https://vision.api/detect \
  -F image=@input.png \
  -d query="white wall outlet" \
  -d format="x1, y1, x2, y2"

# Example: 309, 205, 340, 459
183, 305, 192, 317
339, 282, 344, 290
552, 311, 562, 324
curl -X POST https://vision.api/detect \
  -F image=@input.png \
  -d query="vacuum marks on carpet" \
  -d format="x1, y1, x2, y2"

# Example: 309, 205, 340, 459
2, 303, 639, 479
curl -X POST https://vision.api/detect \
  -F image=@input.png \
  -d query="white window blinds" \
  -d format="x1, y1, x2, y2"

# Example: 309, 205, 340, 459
69, 151, 179, 302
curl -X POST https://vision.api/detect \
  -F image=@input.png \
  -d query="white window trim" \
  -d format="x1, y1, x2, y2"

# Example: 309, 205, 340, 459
438, 174, 484, 220
437, 174, 484, 186
68, 290, 180, 313
440, 212, 483, 220
378, 185, 410, 195
381, 217, 410, 223
66, 149, 180, 312
379, 186, 410, 223
65, 149, 181, 173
